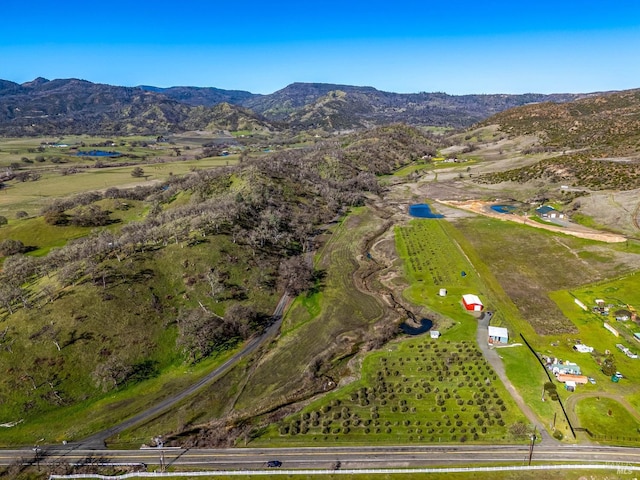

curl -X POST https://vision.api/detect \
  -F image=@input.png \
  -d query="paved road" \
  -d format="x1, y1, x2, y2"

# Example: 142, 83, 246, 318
7, 444, 640, 470
79, 294, 290, 449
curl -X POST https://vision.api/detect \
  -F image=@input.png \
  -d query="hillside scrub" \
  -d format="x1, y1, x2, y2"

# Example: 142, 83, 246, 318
475, 153, 640, 192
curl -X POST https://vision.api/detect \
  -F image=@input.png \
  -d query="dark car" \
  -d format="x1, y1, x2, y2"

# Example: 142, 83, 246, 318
267, 460, 282, 468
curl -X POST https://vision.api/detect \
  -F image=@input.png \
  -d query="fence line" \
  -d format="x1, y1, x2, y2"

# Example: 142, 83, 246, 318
49, 463, 640, 479
519, 333, 576, 438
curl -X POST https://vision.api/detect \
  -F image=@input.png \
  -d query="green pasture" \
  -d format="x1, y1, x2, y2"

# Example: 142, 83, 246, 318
576, 396, 640, 442
454, 217, 639, 336
393, 164, 432, 176
255, 334, 527, 446
497, 347, 573, 441
396, 219, 483, 314
0, 135, 166, 166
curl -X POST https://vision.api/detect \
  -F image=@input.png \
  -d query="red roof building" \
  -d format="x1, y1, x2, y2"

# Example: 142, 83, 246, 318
462, 294, 483, 312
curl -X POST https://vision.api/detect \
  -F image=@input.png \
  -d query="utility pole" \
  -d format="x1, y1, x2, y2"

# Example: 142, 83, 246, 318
32, 445, 41, 472
528, 426, 537, 466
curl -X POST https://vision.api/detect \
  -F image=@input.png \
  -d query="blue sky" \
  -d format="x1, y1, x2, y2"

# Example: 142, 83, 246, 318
2, 0, 640, 94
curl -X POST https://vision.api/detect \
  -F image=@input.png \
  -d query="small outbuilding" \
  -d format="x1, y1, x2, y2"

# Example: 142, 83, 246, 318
488, 326, 508, 344
573, 344, 594, 353
462, 294, 484, 312
439, 288, 447, 297
430, 330, 440, 339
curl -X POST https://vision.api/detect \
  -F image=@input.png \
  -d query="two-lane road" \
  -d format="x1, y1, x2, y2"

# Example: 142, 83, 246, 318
5, 444, 640, 470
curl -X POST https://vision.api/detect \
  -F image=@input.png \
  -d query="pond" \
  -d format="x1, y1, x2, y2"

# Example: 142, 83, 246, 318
408, 204, 444, 218
490, 204, 515, 214
76, 150, 122, 157
400, 318, 433, 335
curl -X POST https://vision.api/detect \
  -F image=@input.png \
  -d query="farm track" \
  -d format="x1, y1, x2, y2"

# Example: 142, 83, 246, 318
633, 201, 640, 231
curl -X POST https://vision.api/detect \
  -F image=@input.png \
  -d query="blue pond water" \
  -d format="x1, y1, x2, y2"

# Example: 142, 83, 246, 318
490, 204, 515, 214
409, 204, 444, 218
76, 150, 121, 157
400, 318, 433, 335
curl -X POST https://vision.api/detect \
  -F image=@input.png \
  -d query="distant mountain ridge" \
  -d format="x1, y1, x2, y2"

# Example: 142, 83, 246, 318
0, 77, 599, 135
480, 88, 640, 156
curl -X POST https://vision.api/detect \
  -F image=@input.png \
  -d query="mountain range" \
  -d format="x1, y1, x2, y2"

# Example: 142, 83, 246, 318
0, 77, 596, 135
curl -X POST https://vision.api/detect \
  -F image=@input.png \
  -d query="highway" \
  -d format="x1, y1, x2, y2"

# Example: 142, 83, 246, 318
4, 444, 640, 470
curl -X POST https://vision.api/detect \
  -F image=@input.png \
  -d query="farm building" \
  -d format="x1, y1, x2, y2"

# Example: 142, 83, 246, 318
535, 205, 565, 219
462, 294, 483, 312
488, 326, 508, 344
556, 373, 588, 385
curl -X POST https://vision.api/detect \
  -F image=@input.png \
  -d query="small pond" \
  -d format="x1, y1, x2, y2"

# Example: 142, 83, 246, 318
409, 204, 444, 218
490, 204, 515, 214
76, 150, 122, 157
400, 318, 433, 335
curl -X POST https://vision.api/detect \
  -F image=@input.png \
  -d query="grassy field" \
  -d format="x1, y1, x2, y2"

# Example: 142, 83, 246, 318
396, 220, 485, 316
395, 219, 522, 334
576, 396, 640, 441
0, 155, 237, 216
0, 199, 148, 257
454, 217, 640, 335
